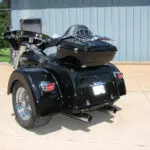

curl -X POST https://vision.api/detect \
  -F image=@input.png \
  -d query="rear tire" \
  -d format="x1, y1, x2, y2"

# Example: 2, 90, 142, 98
12, 81, 51, 129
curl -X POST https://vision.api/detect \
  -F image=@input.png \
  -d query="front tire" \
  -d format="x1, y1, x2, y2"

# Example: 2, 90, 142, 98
12, 81, 51, 129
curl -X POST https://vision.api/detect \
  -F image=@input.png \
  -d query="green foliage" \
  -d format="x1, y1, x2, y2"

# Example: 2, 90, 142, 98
0, 0, 9, 49
0, 48, 10, 62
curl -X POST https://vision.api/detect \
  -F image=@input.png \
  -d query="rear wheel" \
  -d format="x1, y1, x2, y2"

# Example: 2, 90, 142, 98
12, 81, 51, 129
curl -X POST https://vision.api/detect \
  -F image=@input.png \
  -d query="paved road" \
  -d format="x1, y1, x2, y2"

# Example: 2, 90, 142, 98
0, 64, 150, 150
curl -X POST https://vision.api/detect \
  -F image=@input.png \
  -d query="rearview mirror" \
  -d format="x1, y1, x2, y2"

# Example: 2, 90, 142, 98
5, 25, 12, 32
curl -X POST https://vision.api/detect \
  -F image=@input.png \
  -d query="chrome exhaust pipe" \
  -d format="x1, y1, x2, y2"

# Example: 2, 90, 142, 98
104, 105, 118, 113
64, 113, 93, 123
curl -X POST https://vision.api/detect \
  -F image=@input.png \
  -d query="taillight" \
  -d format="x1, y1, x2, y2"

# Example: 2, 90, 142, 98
46, 83, 55, 91
114, 72, 123, 79
100, 37, 111, 41
117, 72, 123, 79
40, 81, 55, 92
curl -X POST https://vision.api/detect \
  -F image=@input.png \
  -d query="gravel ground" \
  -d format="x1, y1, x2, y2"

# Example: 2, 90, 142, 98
0, 64, 150, 150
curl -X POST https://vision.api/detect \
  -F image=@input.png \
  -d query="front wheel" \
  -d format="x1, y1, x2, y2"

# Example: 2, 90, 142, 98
12, 81, 51, 129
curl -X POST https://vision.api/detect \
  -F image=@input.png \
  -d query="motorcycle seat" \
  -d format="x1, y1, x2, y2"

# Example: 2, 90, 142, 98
49, 25, 93, 46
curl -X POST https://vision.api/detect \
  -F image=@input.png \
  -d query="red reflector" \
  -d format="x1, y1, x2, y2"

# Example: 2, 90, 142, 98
46, 83, 55, 91
118, 72, 123, 79
100, 37, 111, 41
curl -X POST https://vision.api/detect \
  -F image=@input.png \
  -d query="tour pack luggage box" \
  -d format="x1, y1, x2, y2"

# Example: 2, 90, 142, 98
56, 25, 117, 67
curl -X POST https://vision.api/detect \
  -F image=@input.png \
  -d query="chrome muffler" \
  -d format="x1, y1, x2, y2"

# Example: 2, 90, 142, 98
64, 113, 93, 122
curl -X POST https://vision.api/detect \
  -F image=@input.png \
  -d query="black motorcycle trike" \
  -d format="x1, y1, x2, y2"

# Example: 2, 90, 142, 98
3, 25, 126, 129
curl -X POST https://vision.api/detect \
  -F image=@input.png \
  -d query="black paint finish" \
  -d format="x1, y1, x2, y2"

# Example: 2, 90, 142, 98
8, 68, 62, 115
8, 63, 126, 116
5, 28, 126, 116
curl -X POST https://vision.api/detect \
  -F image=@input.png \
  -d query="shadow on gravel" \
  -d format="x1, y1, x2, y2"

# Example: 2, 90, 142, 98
32, 107, 122, 135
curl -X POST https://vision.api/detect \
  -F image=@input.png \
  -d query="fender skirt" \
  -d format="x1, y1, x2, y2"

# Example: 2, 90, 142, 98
8, 68, 62, 115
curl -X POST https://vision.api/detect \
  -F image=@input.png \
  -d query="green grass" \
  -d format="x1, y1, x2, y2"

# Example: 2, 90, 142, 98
0, 48, 10, 63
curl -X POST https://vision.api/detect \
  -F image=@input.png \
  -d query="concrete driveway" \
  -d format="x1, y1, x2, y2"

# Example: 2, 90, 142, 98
0, 64, 150, 150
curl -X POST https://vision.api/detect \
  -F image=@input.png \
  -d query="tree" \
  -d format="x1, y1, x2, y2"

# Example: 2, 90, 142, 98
0, 0, 9, 49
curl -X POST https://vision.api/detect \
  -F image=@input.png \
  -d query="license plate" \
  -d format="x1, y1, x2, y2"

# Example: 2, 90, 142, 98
92, 85, 106, 96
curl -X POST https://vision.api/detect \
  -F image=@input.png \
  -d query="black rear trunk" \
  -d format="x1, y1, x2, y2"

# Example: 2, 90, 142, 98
48, 64, 120, 112
56, 25, 117, 67
72, 66, 119, 110
57, 47, 116, 67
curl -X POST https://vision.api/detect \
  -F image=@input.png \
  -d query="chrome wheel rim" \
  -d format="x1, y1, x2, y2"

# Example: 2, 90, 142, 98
16, 87, 32, 121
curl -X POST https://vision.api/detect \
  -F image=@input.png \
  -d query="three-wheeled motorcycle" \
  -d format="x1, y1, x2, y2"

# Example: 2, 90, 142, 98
3, 25, 126, 129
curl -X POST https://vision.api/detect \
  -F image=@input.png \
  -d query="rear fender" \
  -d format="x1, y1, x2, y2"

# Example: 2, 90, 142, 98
8, 68, 62, 115
108, 63, 127, 96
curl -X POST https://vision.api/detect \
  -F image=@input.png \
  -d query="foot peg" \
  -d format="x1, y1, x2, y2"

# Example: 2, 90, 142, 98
104, 105, 118, 113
